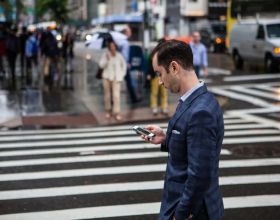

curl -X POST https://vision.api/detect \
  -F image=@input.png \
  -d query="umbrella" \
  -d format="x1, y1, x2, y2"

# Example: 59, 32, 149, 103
85, 31, 127, 50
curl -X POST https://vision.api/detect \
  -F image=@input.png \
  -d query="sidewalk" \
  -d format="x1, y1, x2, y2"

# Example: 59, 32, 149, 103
0, 43, 234, 130
0, 55, 177, 129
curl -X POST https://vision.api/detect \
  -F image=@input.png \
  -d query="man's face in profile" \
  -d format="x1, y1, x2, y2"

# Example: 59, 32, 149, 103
192, 32, 201, 44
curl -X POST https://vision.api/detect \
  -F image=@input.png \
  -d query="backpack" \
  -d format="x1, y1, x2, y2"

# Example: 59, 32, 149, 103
30, 38, 38, 55
25, 36, 38, 57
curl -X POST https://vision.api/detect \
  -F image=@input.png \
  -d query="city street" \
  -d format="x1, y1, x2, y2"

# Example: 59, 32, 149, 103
0, 43, 279, 219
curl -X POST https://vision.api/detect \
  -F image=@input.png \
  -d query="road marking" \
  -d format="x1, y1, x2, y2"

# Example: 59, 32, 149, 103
224, 73, 280, 82
226, 106, 280, 115
0, 119, 252, 142
225, 129, 280, 136
224, 194, 280, 209
215, 82, 280, 89
230, 86, 280, 101
223, 119, 252, 124
223, 136, 280, 144
251, 85, 280, 93
0, 152, 167, 167
229, 111, 280, 130
210, 87, 272, 107
0, 158, 279, 181
0, 119, 262, 142
208, 67, 231, 75
1, 130, 278, 157
225, 124, 273, 130
0, 149, 232, 167
0, 115, 237, 136
0, 145, 231, 157
0, 124, 275, 149
0, 195, 279, 219
0, 143, 158, 157
0, 174, 279, 200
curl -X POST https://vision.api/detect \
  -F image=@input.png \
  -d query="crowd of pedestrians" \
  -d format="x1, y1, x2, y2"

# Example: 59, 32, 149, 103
0, 22, 208, 122
0, 23, 75, 90
96, 25, 209, 121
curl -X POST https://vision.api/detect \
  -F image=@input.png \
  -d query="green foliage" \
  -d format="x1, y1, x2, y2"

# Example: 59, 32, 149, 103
0, 0, 25, 22
36, 0, 69, 23
0, 0, 13, 21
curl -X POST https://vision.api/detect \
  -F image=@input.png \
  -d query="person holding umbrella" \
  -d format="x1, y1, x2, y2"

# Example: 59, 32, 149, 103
99, 40, 127, 121
86, 26, 140, 103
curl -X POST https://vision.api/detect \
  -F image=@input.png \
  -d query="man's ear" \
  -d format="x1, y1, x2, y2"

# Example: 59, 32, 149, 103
170, 61, 180, 74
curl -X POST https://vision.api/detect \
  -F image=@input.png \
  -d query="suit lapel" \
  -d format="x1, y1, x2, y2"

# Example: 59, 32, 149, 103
166, 85, 208, 147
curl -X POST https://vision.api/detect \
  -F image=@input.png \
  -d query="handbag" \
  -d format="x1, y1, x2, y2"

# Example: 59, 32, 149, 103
96, 67, 103, 79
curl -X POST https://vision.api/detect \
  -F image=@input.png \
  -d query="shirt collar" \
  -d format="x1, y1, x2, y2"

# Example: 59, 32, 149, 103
180, 81, 204, 102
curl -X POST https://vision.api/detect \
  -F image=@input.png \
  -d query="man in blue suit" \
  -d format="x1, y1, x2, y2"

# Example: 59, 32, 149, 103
142, 40, 224, 220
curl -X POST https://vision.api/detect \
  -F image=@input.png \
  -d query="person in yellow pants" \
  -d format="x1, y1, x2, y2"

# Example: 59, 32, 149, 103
150, 75, 169, 115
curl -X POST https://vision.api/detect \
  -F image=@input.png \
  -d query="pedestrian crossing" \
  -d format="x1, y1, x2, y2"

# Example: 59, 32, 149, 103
210, 82, 280, 108
0, 114, 280, 220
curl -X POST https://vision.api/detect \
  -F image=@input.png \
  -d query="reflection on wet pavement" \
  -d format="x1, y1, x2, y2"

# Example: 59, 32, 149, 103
0, 55, 156, 128
0, 91, 21, 127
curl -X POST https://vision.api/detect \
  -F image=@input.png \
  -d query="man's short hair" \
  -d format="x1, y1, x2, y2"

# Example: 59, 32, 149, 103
151, 40, 193, 72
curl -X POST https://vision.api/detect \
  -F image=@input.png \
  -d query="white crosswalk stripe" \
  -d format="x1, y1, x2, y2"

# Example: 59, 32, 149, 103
0, 115, 279, 220
210, 82, 280, 108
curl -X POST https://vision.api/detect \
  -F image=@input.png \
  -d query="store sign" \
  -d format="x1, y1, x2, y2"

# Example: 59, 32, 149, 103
180, 0, 208, 17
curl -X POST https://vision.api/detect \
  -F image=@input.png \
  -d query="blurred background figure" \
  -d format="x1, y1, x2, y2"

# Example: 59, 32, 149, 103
99, 40, 127, 121
5, 26, 19, 89
42, 28, 60, 89
25, 30, 39, 88
0, 24, 6, 80
190, 31, 208, 78
128, 44, 145, 102
120, 25, 140, 103
146, 54, 168, 116
62, 30, 75, 89
19, 26, 28, 82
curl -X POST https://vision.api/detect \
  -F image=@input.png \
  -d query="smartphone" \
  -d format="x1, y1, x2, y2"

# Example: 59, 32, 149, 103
132, 126, 155, 139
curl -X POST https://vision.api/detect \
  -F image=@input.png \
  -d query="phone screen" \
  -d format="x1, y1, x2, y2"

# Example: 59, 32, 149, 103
133, 126, 155, 137
137, 127, 152, 136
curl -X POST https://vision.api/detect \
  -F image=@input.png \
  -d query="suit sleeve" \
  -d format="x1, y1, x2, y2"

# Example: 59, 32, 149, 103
160, 142, 168, 152
174, 110, 218, 219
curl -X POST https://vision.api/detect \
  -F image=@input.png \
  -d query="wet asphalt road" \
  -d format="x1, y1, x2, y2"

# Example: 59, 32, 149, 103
0, 43, 279, 219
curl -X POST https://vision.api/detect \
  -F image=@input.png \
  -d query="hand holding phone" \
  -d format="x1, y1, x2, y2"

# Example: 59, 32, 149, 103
132, 126, 155, 140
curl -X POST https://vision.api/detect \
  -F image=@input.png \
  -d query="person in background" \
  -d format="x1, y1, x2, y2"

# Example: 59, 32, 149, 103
190, 32, 208, 78
120, 26, 140, 103
25, 30, 39, 87
19, 26, 28, 81
141, 40, 224, 220
62, 30, 75, 73
62, 30, 75, 89
147, 53, 169, 115
99, 40, 127, 121
0, 24, 6, 79
42, 28, 60, 88
6, 26, 19, 89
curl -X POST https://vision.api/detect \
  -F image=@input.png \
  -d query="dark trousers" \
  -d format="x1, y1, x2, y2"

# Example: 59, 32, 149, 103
20, 53, 26, 77
192, 202, 209, 220
26, 55, 38, 85
125, 70, 138, 102
7, 51, 17, 88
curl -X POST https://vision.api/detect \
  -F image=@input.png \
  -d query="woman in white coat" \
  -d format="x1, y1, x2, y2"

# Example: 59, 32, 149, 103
99, 41, 127, 121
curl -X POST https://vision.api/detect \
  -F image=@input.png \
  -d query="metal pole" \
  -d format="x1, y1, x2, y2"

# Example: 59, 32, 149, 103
143, 0, 150, 53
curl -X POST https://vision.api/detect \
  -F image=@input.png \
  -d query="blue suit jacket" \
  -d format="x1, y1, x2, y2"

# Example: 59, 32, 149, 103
159, 84, 224, 220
